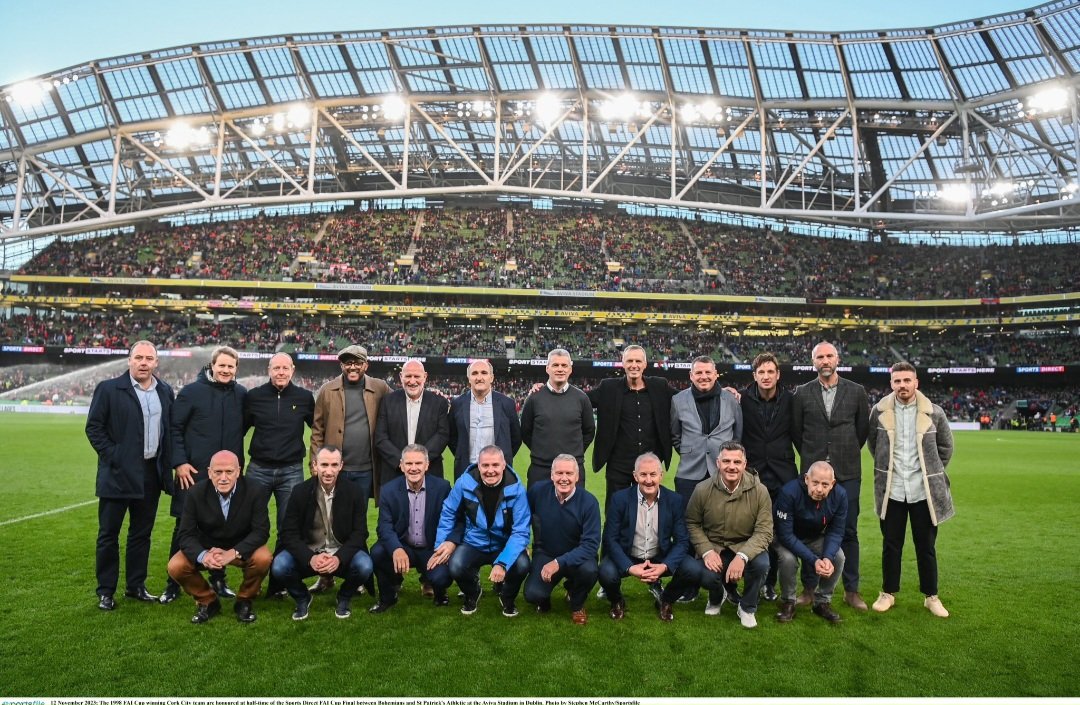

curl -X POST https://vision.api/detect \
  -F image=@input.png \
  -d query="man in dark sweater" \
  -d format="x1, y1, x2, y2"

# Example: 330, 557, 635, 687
243, 352, 315, 597
520, 349, 595, 487
523, 454, 601, 624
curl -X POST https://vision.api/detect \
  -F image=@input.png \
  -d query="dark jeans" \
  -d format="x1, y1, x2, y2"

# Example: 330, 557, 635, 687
674, 476, 705, 505
270, 549, 374, 602
447, 544, 529, 601
674, 550, 770, 613
880, 499, 939, 596
244, 461, 304, 538
523, 551, 599, 611
96, 459, 161, 596
370, 542, 452, 603
597, 555, 681, 604
603, 467, 635, 508
340, 470, 374, 509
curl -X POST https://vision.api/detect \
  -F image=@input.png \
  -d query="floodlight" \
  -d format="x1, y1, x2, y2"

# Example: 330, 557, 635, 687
680, 103, 701, 123
381, 96, 407, 121
286, 104, 312, 128
534, 94, 561, 127
9, 81, 49, 106
601, 93, 638, 122
1028, 86, 1069, 113
940, 184, 969, 204
989, 182, 1013, 197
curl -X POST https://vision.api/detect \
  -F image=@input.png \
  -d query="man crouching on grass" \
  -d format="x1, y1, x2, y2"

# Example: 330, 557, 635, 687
167, 450, 271, 624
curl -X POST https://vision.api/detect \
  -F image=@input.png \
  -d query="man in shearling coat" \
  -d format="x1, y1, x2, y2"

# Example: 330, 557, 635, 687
867, 362, 955, 618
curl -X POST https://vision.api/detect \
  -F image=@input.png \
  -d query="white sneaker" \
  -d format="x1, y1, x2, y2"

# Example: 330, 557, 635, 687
704, 600, 722, 616
737, 604, 758, 629
924, 595, 950, 618
872, 592, 895, 613
596, 587, 606, 600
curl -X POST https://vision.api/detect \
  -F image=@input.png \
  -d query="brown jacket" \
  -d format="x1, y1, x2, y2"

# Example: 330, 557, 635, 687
310, 374, 390, 493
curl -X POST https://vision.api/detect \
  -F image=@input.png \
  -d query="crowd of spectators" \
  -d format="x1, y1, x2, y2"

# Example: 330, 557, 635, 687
17, 208, 1079, 299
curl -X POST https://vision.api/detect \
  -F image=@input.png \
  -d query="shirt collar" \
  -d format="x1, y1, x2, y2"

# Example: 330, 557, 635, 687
546, 381, 569, 394
130, 374, 157, 392
636, 487, 657, 507
407, 478, 427, 494
555, 486, 576, 504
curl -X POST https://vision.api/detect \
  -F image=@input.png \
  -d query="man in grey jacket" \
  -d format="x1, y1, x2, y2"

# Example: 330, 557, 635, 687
867, 362, 955, 618
670, 356, 743, 503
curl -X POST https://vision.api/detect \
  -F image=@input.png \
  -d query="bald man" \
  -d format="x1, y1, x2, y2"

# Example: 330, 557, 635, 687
243, 352, 315, 596
375, 359, 450, 485
167, 450, 272, 624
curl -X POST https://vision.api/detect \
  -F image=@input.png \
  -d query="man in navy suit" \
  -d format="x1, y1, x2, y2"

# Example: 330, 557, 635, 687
166, 450, 272, 625
448, 359, 521, 480
369, 444, 455, 612
85, 340, 174, 610
598, 453, 690, 622
375, 359, 450, 484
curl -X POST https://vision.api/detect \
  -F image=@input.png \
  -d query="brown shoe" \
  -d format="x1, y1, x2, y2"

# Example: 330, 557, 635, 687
609, 599, 626, 620
571, 608, 588, 625
796, 588, 814, 607
421, 581, 434, 599
812, 602, 843, 623
844, 591, 868, 612
658, 601, 674, 622
776, 600, 796, 623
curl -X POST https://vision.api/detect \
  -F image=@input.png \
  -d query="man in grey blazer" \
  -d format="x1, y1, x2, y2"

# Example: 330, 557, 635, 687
671, 355, 743, 503
791, 342, 870, 611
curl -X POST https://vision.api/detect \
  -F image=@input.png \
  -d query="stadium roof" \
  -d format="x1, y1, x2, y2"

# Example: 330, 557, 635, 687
2, 1, 1080, 240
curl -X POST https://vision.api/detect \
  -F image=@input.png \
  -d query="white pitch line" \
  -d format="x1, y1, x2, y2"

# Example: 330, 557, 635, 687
0, 499, 97, 527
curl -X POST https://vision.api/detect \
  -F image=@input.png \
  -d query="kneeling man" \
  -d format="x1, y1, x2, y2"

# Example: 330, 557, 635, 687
524, 454, 601, 624
271, 445, 374, 620
773, 461, 847, 623
430, 445, 531, 617
167, 450, 271, 624
369, 444, 454, 612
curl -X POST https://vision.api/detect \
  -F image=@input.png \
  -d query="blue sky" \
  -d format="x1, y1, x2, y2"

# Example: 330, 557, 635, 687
0, 0, 1034, 86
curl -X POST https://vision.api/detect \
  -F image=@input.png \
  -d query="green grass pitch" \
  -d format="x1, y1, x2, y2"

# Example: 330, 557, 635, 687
0, 414, 1077, 697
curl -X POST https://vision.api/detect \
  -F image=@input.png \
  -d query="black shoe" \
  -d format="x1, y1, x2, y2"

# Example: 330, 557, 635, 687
309, 575, 334, 594
159, 584, 181, 604
461, 588, 482, 615
210, 576, 236, 599
812, 602, 843, 624
500, 596, 518, 618
492, 580, 504, 596
124, 586, 159, 602
291, 596, 312, 621
762, 585, 778, 602
336, 597, 353, 619
647, 581, 663, 605
98, 594, 116, 611
265, 587, 288, 600
234, 599, 256, 623
725, 586, 743, 604
191, 599, 222, 624
776, 600, 797, 623
536, 598, 552, 614
368, 601, 397, 614
433, 594, 450, 607
676, 591, 698, 604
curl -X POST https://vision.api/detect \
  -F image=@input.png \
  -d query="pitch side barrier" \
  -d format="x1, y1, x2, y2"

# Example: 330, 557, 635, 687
1, 346, 1075, 388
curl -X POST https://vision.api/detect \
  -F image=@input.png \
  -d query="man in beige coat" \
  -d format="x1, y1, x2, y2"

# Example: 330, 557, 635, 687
867, 362, 955, 618
309, 344, 389, 594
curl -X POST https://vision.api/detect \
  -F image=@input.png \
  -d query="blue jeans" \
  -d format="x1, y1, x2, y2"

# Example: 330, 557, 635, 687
523, 551, 599, 611
676, 550, 770, 613
270, 549, 374, 602
244, 461, 304, 537
370, 542, 452, 603
448, 544, 529, 601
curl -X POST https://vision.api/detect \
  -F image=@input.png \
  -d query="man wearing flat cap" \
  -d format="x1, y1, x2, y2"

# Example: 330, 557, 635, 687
311, 345, 390, 511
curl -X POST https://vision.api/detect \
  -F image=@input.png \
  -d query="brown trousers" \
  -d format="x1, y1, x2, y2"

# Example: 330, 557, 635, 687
167, 546, 272, 605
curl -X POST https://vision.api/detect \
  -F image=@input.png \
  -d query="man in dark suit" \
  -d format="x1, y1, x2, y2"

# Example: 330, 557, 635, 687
740, 351, 798, 603
85, 340, 174, 610
598, 453, 690, 622
166, 450, 272, 625
375, 359, 450, 483
369, 444, 454, 613
270, 445, 374, 620
791, 341, 870, 611
587, 345, 675, 506
448, 359, 521, 480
